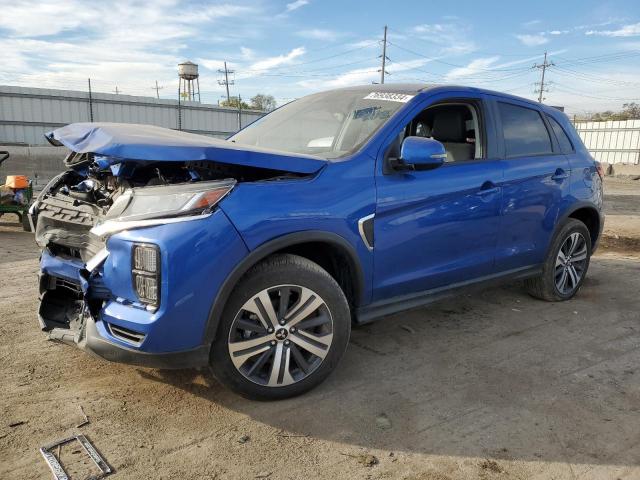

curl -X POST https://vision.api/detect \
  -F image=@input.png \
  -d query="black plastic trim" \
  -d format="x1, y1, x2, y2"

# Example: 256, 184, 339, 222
356, 264, 542, 324
557, 202, 604, 253
83, 317, 209, 369
202, 230, 365, 345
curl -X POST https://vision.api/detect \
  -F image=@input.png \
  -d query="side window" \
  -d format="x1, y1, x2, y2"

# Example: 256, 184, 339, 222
407, 103, 482, 162
547, 115, 574, 154
498, 102, 553, 157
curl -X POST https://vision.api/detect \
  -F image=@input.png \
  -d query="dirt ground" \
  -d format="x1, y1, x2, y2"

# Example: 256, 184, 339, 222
1, 178, 639, 480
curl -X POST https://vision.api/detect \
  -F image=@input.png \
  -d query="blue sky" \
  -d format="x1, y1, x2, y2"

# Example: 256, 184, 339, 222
1, 0, 639, 114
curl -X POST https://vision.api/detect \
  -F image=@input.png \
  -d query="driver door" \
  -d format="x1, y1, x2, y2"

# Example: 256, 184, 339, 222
372, 93, 504, 302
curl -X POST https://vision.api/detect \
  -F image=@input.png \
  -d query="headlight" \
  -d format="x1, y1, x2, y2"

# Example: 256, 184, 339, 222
106, 179, 235, 222
91, 180, 235, 237
132, 243, 160, 307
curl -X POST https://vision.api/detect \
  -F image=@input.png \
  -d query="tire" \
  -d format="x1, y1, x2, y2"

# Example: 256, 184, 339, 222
210, 254, 351, 400
21, 211, 31, 231
525, 218, 592, 301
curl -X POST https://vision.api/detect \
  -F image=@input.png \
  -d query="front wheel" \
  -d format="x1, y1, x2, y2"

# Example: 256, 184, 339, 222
210, 254, 351, 400
525, 218, 592, 301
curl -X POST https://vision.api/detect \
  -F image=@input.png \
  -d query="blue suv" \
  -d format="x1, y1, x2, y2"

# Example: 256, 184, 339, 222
32, 84, 604, 399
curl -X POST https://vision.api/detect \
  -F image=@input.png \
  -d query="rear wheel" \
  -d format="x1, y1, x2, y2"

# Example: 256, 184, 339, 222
525, 218, 591, 301
210, 254, 351, 400
21, 211, 31, 231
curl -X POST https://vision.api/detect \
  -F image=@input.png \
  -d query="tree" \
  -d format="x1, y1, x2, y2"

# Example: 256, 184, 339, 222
582, 104, 640, 122
221, 97, 250, 109
621, 102, 640, 120
250, 94, 277, 112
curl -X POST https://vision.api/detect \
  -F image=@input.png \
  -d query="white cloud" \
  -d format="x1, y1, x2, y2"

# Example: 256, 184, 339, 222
410, 22, 476, 56
586, 22, 640, 37
298, 58, 430, 90
0, 0, 261, 97
522, 19, 542, 28
249, 47, 306, 72
285, 0, 309, 12
296, 29, 343, 41
198, 59, 229, 71
445, 57, 500, 80
516, 34, 549, 46
240, 47, 256, 61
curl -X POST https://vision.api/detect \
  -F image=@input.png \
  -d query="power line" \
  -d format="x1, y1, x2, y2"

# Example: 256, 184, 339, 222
533, 51, 554, 103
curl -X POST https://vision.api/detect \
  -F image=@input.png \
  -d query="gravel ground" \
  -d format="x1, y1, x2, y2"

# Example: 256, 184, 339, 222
1, 194, 640, 479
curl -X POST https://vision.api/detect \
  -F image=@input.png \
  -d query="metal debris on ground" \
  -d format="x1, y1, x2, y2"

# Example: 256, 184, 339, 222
8, 420, 26, 427
238, 434, 250, 444
340, 452, 379, 467
400, 325, 416, 334
40, 434, 112, 480
76, 405, 90, 428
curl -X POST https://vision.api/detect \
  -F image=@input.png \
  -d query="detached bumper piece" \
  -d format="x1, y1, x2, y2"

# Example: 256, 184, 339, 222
40, 434, 112, 480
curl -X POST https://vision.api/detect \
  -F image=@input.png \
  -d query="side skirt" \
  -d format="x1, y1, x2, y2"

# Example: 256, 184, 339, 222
355, 265, 542, 325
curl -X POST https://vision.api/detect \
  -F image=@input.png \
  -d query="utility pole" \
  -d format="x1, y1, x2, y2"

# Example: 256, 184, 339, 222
87, 78, 94, 122
151, 80, 163, 99
113, 86, 121, 95
218, 61, 234, 104
177, 83, 182, 131
379, 25, 389, 84
533, 51, 554, 103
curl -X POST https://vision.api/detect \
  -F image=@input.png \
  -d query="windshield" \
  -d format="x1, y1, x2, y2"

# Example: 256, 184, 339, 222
229, 90, 414, 160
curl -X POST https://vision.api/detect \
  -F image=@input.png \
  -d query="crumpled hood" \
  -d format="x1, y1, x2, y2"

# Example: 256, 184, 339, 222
46, 122, 327, 174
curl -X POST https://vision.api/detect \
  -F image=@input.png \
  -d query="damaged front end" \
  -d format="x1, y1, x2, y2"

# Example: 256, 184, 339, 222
33, 123, 325, 366
34, 152, 237, 357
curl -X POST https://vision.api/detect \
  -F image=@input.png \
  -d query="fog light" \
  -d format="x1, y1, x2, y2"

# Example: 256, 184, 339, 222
134, 245, 158, 273
132, 243, 160, 306
134, 275, 158, 303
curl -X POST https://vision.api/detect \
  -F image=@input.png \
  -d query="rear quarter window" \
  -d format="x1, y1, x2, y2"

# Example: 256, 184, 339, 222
498, 102, 553, 157
547, 115, 575, 154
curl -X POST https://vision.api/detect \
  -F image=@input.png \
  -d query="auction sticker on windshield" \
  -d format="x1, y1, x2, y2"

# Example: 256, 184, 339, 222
363, 92, 415, 103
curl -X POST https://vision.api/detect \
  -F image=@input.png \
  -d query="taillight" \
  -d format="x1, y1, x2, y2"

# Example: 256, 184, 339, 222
132, 243, 160, 308
595, 162, 605, 180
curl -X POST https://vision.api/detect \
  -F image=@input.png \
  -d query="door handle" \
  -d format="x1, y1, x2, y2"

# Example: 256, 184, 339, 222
476, 181, 500, 196
552, 168, 570, 181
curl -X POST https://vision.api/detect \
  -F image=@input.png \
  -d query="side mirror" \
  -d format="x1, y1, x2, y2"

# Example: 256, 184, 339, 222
390, 137, 446, 172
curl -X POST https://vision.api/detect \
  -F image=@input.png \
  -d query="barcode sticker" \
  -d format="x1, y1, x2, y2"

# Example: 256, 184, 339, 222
363, 92, 415, 103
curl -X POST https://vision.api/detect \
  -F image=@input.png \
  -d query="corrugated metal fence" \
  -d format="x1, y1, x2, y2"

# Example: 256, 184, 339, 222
573, 119, 640, 165
0, 85, 264, 146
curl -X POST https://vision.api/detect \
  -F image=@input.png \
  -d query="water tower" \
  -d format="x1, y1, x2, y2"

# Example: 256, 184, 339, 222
178, 61, 201, 102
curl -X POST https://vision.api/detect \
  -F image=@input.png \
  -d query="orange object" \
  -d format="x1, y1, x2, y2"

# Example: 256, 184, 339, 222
5, 175, 28, 189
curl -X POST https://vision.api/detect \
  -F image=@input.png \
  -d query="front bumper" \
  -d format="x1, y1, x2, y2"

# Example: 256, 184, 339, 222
37, 209, 249, 369
39, 302, 210, 369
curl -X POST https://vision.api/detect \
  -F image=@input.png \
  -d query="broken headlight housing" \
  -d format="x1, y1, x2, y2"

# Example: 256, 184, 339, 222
107, 180, 235, 222
91, 180, 235, 237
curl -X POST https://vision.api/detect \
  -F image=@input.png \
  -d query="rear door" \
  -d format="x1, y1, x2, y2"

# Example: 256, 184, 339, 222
491, 97, 571, 271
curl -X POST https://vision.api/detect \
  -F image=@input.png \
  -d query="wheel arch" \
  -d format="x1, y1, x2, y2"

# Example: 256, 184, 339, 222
562, 203, 602, 248
203, 231, 364, 345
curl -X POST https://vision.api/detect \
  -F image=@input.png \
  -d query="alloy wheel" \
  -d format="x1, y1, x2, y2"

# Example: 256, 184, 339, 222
555, 232, 588, 295
228, 285, 333, 387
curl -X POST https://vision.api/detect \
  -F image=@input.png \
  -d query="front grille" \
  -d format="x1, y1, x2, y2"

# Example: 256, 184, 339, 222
49, 243, 82, 260
36, 192, 105, 262
107, 323, 146, 346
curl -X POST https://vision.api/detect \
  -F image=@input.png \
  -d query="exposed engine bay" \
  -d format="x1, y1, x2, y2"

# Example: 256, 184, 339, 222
34, 151, 304, 262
